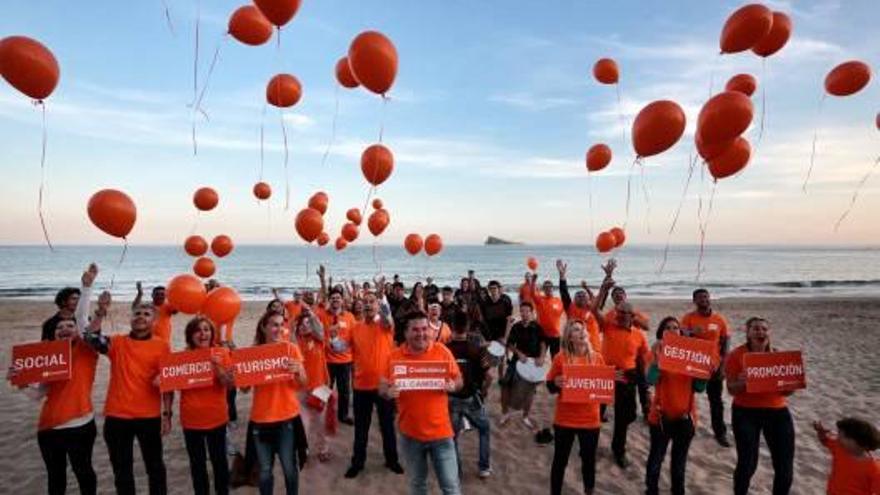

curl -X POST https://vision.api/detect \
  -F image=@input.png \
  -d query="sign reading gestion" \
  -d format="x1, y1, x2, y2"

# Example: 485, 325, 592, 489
232, 342, 296, 388
560, 364, 615, 404
743, 351, 806, 393
391, 361, 450, 391
10, 340, 72, 386
158, 348, 217, 392
657, 332, 719, 379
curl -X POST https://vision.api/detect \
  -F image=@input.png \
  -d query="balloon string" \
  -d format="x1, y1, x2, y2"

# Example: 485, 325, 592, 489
803, 94, 826, 193
36, 101, 53, 251
834, 156, 880, 232
360, 185, 376, 222
640, 160, 652, 234
190, 210, 200, 236
109, 239, 129, 291
623, 157, 638, 229
758, 58, 767, 143
259, 103, 267, 181
160, 0, 175, 36
588, 172, 594, 240
192, 36, 225, 118
615, 84, 627, 150
190, 0, 201, 156
321, 85, 340, 168
658, 154, 697, 274
378, 95, 389, 143
280, 109, 290, 210
696, 180, 718, 281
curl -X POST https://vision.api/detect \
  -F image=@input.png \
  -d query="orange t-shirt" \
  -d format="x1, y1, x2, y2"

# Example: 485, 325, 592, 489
648, 368, 698, 426
284, 301, 303, 322
249, 343, 303, 424
431, 321, 452, 344
38, 340, 98, 430
297, 335, 329, 391
823, 437, 880, 495
566, 306, 602, 353
104, 334, 171, 419
604, 308, 650, 330
724, 344, 788, 409
601, 322, 650, 371
318, 309, 355, 364
681, 311, 729, 345
518, 283, 532, 304
546, 352, 604, 429
152, 303, 175, 343
349, 319, 395, 391
533, 292, 565, 338
179, 348, 231, 430
384, 343, 461, 442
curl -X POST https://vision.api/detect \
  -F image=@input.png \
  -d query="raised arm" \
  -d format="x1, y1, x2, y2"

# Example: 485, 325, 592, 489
316, 265, 328, 303
131, 280, 144, 310
597, 258, 617, 310
589, 276, 614, 330
76, 263, 98, 333
557, 260, 571, 310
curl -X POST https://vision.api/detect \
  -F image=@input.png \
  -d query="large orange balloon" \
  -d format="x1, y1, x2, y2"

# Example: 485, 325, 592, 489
632, 100, 686, 157
368, 209, 390, 236
752, 11, 792, 57
592, 58, 619, 85
609, 227, 626, 248
211, 235, 234, 257
253, 182, 271, 200
341, 222, 359, 242
228, 5, 273, 46
335, 237, 348, 251
308, 191, 329, 215
696, 133, 735, 162
335, 56, 359, 88
253, 0, 301, 27
348, 31, 398, 95
0, 36, 59, 100
424, 234, 443, 256
526, 257, 538, 271
697, 91, 753, 145
193, 187, 219, 211
403, 233, 423, 255
266, 73, 302, 108
725, 74, 757, 97
201, 287, 241, 324
586, 144, 612, 172
295, 208, 324, 242
346, 208, 362, 225
184, 235, 208, 257
361, 144, 394, 186
193, 257, 216, 278
824, 61, 872, 97
708, 136, 752, 180
167, 274, 207, 314
317, 232, 330, 247
87, 189, 136, 239
595, 232, 616, 253
719, 4, 773, 54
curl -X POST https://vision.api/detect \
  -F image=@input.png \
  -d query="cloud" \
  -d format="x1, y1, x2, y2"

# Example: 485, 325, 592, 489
489, 92, 579, 111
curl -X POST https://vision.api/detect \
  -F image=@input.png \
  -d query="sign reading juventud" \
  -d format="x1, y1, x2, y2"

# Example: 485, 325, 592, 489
232, 342, 296, 388
658, 332, 719, 380
560, 364, 615, 404
391, 361, 450, 391
10, 339, 72, 386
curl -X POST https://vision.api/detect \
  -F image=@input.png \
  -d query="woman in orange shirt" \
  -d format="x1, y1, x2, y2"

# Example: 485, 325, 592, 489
814, 418, 880, 495
179, 317, 234, 495
293, 307, 331, 462
546, 319, 605, 495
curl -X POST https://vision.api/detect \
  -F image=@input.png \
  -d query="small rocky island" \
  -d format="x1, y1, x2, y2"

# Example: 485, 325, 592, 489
485, 236, 521, 245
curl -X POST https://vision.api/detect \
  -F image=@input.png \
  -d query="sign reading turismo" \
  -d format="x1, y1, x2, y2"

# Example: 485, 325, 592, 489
657, 332, 719, 379
391, 361, 450, 391
10, 340, 72, 386
560, 364, 615, 404
743, 351, 806, 393
158, 348, 217, 392
232, 342, 297, 387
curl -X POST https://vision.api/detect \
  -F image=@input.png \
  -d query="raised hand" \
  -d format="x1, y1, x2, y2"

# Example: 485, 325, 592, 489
601, 258, 617, 277
556, 259, 567, 278
316, 265, 326, 279
81, 263, 99, 288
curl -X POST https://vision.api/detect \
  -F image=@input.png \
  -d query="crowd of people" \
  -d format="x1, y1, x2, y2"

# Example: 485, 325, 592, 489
8, 260, 880, 495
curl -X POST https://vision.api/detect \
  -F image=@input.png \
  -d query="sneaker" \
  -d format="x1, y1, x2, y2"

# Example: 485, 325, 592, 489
344, 465, 362, 479
462, 417, 473, 432
715, 435, 731, 448
614, 453, 629, 469
339, 417, 354, 426
385, 461, 405, 475
478, 469, 492, 479
521, 416, 536, 430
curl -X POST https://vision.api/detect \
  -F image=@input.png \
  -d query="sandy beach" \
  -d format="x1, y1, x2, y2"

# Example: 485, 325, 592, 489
2, 297, 878, 494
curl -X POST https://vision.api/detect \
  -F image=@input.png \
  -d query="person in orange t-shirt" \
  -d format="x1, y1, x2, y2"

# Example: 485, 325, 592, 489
725, 317, 798, 495
381, 310, 463, 495
545, 319, 605, 495
814, 418, 880, 495
428, 302, 452, 344
319, 288, 356, 425
133, 282, 178, 343
294, 307, 332, 462
556, 259, 601, 352
529, 273, 565, 357
517, 272, 533, 306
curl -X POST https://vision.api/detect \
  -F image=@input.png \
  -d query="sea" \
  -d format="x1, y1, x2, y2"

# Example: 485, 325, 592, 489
0, 244, 878, 301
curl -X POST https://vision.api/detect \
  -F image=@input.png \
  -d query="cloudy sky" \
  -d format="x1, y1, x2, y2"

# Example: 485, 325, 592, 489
1, 0, 878, 246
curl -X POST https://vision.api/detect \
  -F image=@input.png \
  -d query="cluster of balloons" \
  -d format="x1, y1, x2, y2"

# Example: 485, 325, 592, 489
187, 187, 233, 279
367, 198, 390, 237
595, 227, 626, 254
166, 274, 242, 325
403, 233, 443, 256
337, 31, 398, 96
719, 4, 791, 57
294, 191, 329, 244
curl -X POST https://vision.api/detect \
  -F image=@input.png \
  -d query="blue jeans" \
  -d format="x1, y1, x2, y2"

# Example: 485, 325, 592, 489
252, 419, 298, 495
400, 434, 461, 495
448, 395, 490, 471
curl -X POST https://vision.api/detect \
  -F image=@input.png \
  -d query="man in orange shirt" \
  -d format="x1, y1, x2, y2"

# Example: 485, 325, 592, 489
529, 273, 565, 358
133, 282, 177, 343
681, 288, 731, 447
319, 288, 356, 425
381, 310, 463, 495
556, 259, 601, 352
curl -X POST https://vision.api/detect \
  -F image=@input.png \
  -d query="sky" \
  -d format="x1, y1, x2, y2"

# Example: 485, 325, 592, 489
1, 0, 878, 246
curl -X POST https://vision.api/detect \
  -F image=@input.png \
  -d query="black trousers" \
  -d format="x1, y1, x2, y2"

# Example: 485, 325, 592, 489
550, 426, 599, 495
37, 420, 98, 495
707, 375, 727, 438
645, 418, 695, 495
545, 336, 561, 358
184, 426, 229, 495
732, 406, 794, 495
328, 362, 353, 420
636, 357, 652, 416
226, 388, 238, 424
351, 389, 398, 468
103, 416, 167, 495
611, 379, 637, 458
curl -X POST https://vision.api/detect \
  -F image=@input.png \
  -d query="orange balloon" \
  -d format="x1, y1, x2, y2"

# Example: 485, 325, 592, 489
725, 73, 757, 97
335, 56, 359, 88
167, 274, 207, 314
228, 5, 273, 46
719, 4, 773, 54
87, 189, 137, 239
632, 100, 686, 157
596, 232, 616, 253
211, 235, 234, 257
184, 235, 208, 257
346, 208, 362, 225
193, 257, 216, 278
308, 191, 329, 215
609, 227, 626, 248
696, 133, 735, 161
368, 208, 390, 236
592, 58, 619, 85
824, 61, 872, 97
403, 233, 423, 255
341, 222, 359, 242
193, 187, 219, 211
348, 31, 398, 95
0, 36, 59, 100
697, 91, 753, 145
335, 237, 348, 251
708, 136, 752, 180
253, 0, 301, 27
361, 144, 394, 186
526, 257, 538, 271
586, 144, 612, 172
317, 232, 330, 246
752, 11, 792, 57
201, 287, 241, 324
372, 198, 384, 210
424, 234, 443, 256
295, 207, 324, 242
266, 73, 302, 108
253, 181, 271, 200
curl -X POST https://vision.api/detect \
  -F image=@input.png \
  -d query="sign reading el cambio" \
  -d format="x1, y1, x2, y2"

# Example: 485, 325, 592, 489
159, 348, 216, 392
232, 342, 295, 388
743, 351, 806, 393
10, 339, 72, 386
391, 361, 450, 391
658, 332, 720, 380
560, 364, 615, 404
